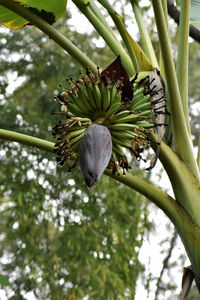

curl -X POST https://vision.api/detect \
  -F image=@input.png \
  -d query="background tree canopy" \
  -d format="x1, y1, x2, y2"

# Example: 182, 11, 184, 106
0, 13, 152, 299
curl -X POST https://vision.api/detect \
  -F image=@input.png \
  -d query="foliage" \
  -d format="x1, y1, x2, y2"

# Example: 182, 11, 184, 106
0, 0, 67, 29
0, 21, 150, 299
0, 144, 148, 298
190, 0, 200, 30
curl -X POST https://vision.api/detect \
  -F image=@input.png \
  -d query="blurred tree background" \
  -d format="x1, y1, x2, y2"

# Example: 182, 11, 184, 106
0, 1, 199, 299
0, 8, 151, 300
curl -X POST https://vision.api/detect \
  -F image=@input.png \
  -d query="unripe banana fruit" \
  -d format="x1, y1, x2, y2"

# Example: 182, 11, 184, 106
52, 57, 167, 186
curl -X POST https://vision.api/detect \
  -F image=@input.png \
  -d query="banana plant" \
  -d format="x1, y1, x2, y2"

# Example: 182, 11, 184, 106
0, 0, 200, 296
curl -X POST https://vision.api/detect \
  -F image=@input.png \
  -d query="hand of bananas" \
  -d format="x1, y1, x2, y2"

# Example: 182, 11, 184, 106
52, 56, 167, 187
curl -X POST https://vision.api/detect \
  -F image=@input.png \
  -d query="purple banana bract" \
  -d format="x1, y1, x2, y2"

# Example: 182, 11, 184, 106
79, 124, 112, 187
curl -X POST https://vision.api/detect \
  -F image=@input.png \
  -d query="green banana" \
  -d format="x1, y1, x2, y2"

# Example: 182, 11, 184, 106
135, 102, 151, 112
111, 130, 138, 140
111, 110, 131, 122
104, 103, 122, 120
69, 93, 89, 115
70, 139, 82, 152
109, 123, 136, 131
112, 144, 124, 159
110, 113, 139, 124
134, 86, 144, 93
67, 125, 87, 132
69, 93, 83, 111
78, 85, 95, 113
67, 103, 88, 118
112, 135, 132, 148
132, 95, 149, 107
132, 90, 144, 102
109, 85, 118, 107
135, 121, 154, 128
85, 84, 98, 111
69, 131, 85, 147
99, 82, 110, 111
111, 152, 118, 164
132, 89, 149, 101
68, 128, 86, 140
137, 110, 154, 117
131, 96, 147, 109
112, 93, 121, 104
92, 84, 102, 111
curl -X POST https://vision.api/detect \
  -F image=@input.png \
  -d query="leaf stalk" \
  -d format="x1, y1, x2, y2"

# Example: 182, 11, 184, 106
96, 0, 153, 71
177, 0, 191, 132
72, 0, 135, 76
152, 0, 200, 180
0, 129, 54, 152
130, 1, 158, 67
0, 0, 97, 73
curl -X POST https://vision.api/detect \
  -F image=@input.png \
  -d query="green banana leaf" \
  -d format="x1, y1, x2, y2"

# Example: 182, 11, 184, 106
191, 0, 200, 30
114, 13, 153, 71
0, 0, 67, 29
177, 0, 200, 30
92, 0, 153, 71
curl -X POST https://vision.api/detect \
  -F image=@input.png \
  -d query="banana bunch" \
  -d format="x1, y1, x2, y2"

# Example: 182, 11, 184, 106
52, 117, 92, 167
53, 66, 160, 178
62, 72, 122, 122
108, 81, 154, 165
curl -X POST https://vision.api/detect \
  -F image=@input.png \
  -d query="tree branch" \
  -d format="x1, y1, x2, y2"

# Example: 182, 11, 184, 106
154, 230, 178, 300
167, 0, 200, 43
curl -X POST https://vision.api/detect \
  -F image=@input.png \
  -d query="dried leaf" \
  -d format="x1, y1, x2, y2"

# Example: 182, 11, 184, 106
101, 56, 133, 102
181, 266, 194, 300
146, 68, 166, 171
114, 14, 154, 71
